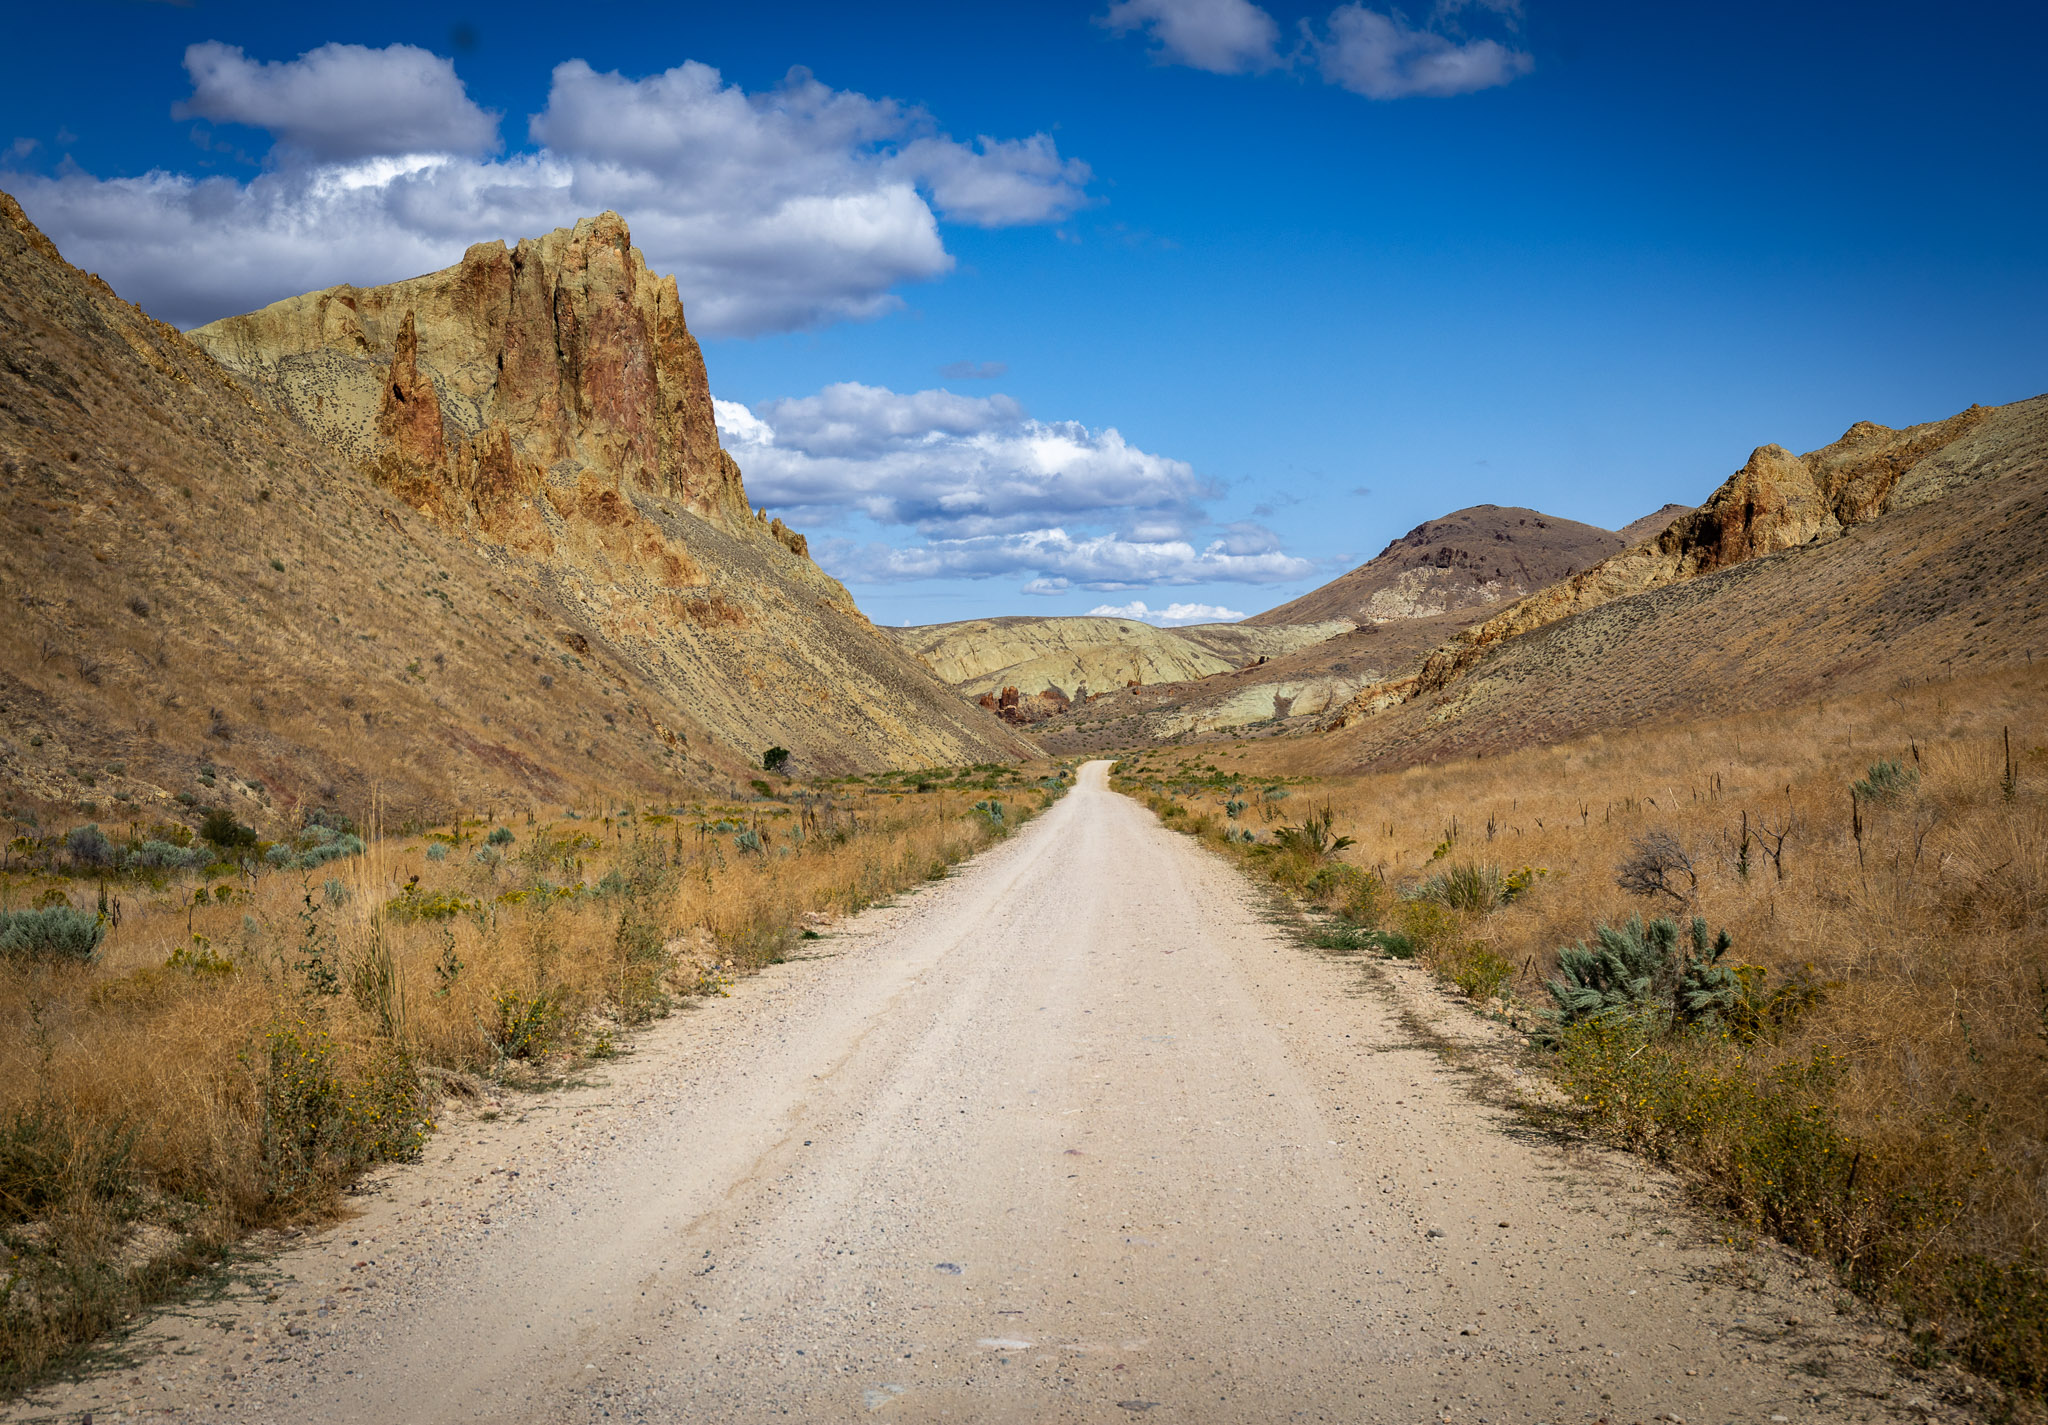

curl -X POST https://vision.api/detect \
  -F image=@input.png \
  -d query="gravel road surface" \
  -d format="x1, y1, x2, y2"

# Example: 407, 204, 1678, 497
12, 762, 1936, 1424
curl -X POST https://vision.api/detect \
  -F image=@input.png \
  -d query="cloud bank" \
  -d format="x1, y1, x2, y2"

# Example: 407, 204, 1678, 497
1086, 599, 1248, 624
714, 383, 1313, 591
1104, 0, 1533, 98
5, 44, 1090, 334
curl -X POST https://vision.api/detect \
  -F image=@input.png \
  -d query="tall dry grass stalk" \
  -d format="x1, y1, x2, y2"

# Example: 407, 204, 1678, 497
0, 772, 1060, 1389
1121, 666, 2048, 1406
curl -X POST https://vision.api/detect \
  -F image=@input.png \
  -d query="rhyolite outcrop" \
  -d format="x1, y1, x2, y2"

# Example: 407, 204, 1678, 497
1325, 404, 2001, 726
190, 212, 788, 550
171, 209, 1029, 773
977, 685, 1074, 725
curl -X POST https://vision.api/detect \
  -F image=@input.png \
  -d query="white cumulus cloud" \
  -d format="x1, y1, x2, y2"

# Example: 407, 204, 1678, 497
4, 49, 1089, 335
717, 381, 1209, 539
1315, 5, 1534, 98
177, 42, 502, 160
1086, 599, 1248, 624
827, 528, 1311, 590
1102, 0, 1533, 99
717, 383, 1313, 592
1100, 0, 1283, 74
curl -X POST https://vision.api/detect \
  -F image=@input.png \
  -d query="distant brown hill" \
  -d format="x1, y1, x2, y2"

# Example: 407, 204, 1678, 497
1614, 502, 1693, 545
1013, 505, 1641, 752
1246, 505, 1626, 628
0, 195, 1023, 832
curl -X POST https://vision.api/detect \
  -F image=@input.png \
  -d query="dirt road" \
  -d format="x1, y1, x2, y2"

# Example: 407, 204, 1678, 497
16, 762, 1931, 1423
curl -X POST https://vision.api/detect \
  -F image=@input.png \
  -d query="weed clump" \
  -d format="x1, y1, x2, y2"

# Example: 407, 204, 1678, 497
129, 839, 205, 871
1853, 758, 1920, 804
383, 881, 481, 923
0, 906, 106, 965
1272, 806, 1353, 861
261, 1023, 424, 1202
1407, 861, 1542, 914
487, 988, 566, 1060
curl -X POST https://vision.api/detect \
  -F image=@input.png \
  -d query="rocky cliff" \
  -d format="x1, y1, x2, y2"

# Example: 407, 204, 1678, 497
0, 194, 1026, 828
189, 213, 767, 544
183, 211, 1030, 775
1290, 398, 2048, 771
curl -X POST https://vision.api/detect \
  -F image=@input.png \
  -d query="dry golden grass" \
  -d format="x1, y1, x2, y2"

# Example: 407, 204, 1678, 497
0, 769, 1061, 1388
1120, 666, 2048, 1404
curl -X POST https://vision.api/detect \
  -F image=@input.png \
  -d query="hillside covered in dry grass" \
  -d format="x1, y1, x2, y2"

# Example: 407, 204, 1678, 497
1121, 666, 2048, 1406
0, 193, 1025, 841
1302, 395, 2048, 771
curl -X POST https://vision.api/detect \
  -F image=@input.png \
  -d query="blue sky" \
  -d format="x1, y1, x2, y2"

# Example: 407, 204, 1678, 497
5, 1, 2044, 627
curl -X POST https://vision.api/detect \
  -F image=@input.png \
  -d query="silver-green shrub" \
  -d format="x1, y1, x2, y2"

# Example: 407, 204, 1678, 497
0, 906, 106, 964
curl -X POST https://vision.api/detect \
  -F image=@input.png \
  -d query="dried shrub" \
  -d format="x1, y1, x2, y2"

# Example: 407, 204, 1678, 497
1615, 829, 1696, 906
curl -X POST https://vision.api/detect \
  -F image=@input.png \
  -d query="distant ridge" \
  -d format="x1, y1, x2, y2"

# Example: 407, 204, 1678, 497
1246, 505, 1624, 629
1319, 396, 2048, 758
1614, 502, 1693, 545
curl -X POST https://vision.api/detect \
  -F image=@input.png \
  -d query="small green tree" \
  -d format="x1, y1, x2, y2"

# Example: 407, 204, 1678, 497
763, 746, 791, 773
200, 807, 257, 851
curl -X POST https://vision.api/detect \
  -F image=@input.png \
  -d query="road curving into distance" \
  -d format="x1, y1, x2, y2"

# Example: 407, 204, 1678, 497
14, 761, 1924, 1424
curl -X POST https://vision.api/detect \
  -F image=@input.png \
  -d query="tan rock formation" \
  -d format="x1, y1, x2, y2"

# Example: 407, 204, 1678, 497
890, 615, 1349, 701
190, 212, 756, 539
1326, 405, 1997, 728
146, 206, 1032, 773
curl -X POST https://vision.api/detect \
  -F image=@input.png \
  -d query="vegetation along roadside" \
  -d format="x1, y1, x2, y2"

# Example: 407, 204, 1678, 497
1114, 665, 2047, 1413
0, 762, 1072, 1390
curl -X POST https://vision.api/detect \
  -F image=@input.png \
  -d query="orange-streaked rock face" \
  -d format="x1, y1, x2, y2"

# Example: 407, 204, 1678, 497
190, 211, 754, 537
155, 205, 1036, 774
